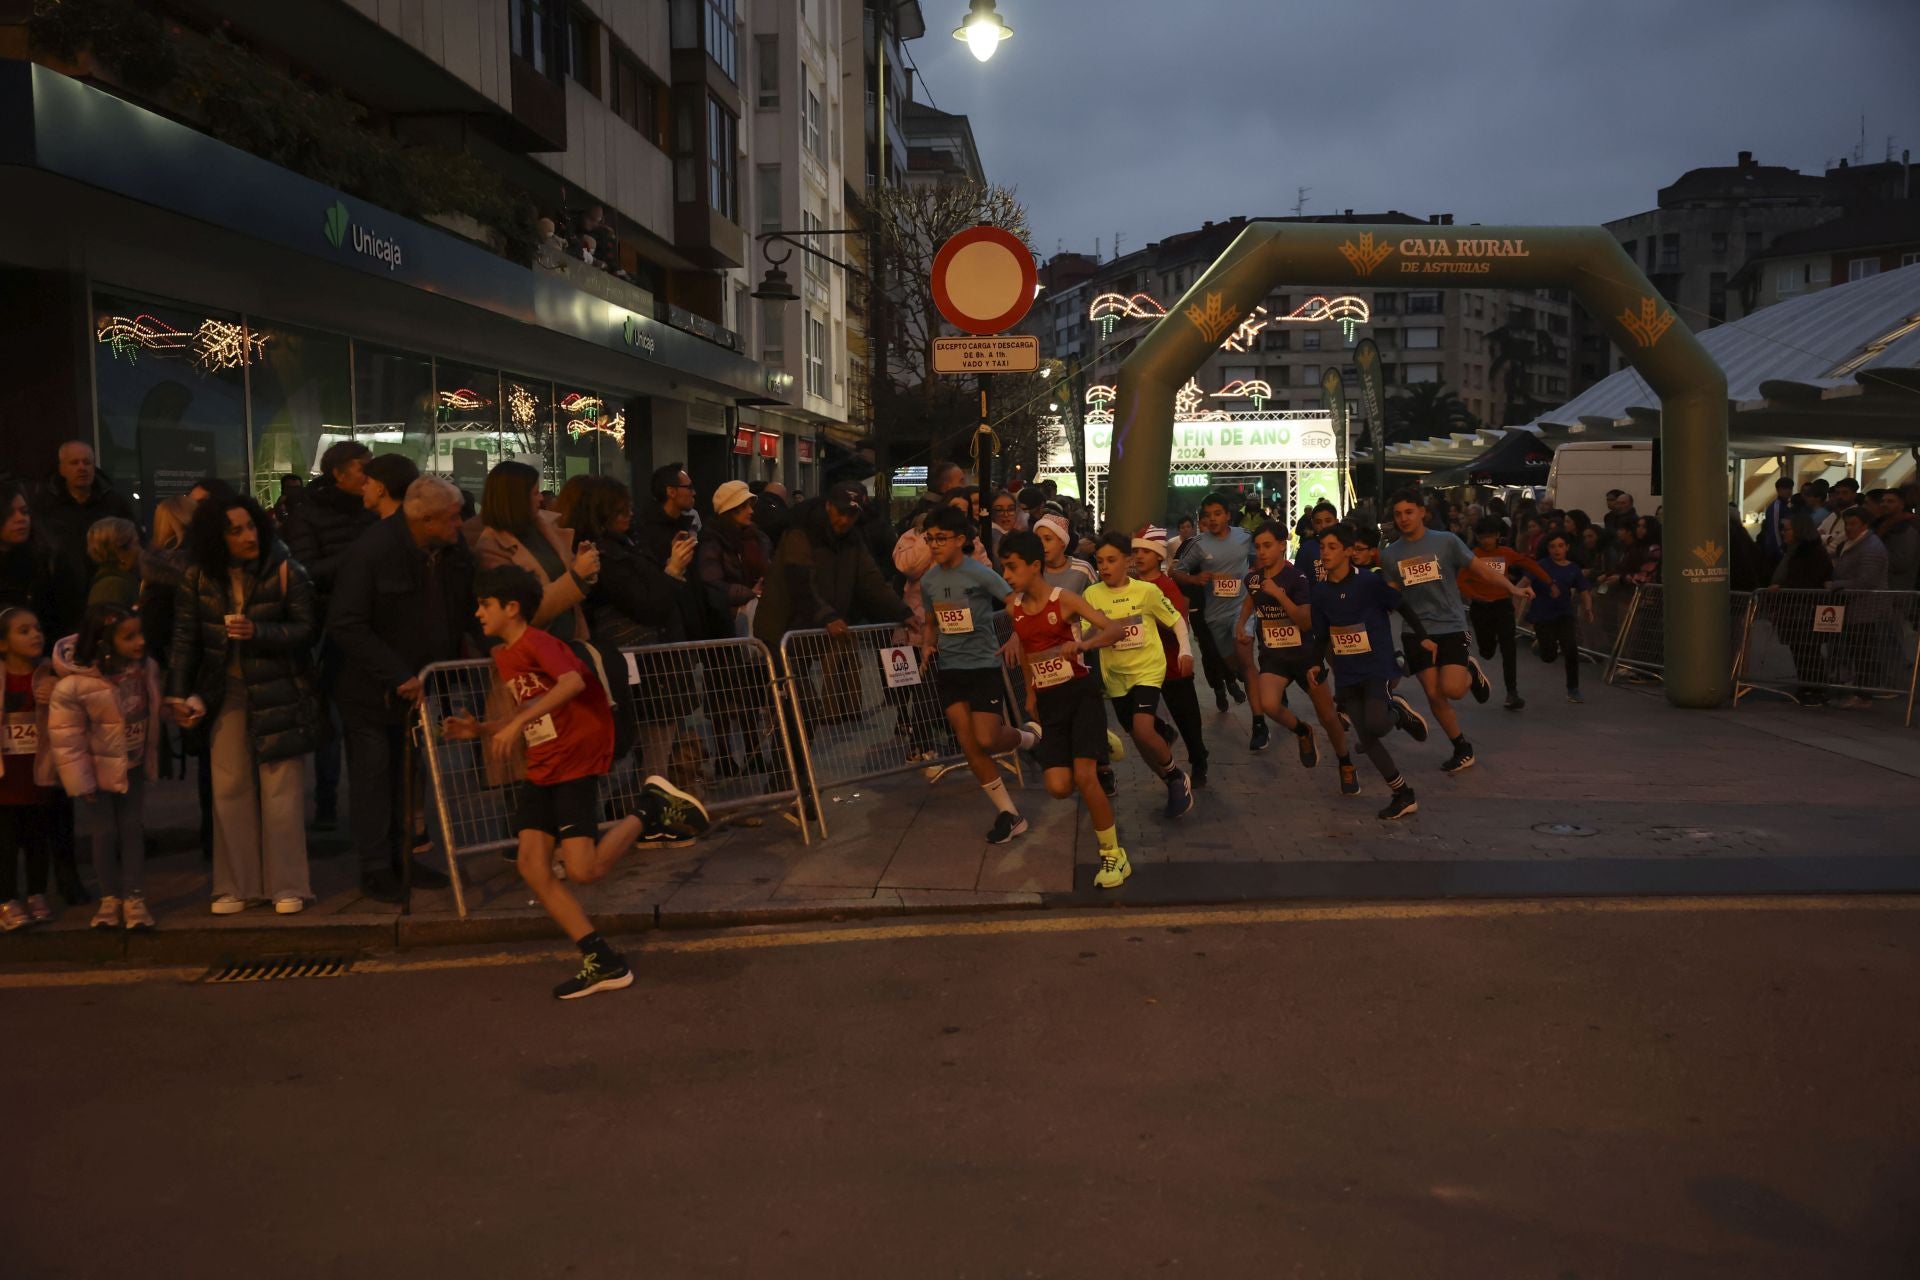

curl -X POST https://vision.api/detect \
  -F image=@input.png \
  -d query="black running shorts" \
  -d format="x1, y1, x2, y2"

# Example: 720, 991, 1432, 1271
1401, 630, 1472, 675
937, 665, 1006, 715
515, 775, 602, 841
1033, 675, 1107, 771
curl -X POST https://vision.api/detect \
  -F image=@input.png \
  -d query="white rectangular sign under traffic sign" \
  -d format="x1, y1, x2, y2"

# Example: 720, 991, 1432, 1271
933, 335, 1040, 374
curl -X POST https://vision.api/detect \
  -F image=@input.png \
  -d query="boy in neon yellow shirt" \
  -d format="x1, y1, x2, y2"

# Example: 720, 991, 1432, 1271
1083, 534, 1195, 819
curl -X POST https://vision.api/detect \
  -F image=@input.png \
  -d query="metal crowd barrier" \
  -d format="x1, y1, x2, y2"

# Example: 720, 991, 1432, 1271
1596, 584, 1919, 725
1737, 588, 1920, 724
777, 620, 1025, 837
414, 636, 809, 918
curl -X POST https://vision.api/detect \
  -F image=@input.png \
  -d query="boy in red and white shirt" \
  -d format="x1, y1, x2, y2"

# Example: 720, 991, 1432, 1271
445, 565, 651, 1000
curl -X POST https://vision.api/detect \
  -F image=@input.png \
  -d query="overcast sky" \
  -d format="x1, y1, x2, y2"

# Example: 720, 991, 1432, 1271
906, 0, 1920, 260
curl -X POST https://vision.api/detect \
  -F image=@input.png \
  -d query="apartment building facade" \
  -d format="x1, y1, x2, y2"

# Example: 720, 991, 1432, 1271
0, 0, 841, 507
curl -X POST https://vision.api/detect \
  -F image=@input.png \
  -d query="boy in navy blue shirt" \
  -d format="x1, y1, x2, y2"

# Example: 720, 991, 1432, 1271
1309, 524, 1429, 820
1528, 530, 1596, 703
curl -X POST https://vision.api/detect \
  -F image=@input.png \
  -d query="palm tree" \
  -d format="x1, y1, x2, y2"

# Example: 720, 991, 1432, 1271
1386, 381, 1478, 443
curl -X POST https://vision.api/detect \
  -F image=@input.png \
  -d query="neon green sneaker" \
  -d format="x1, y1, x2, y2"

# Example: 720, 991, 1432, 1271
1106, 729, 1126, 762
1093, 846, 1131, 890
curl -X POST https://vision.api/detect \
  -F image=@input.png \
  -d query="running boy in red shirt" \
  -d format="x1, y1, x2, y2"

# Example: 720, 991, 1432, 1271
444, 565, 650, 999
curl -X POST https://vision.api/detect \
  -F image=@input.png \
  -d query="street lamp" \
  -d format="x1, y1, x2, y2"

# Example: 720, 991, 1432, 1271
750, 228, 866, 302
952, 0, 1011, 62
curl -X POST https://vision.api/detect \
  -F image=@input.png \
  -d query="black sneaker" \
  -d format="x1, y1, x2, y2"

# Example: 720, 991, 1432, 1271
1440, 742, 1475, 774
1162, 769, 1195, 819
553, 952, 633, 1000
1214, 685, 1229, 712
986, 811, 1029, 844
1249, 720, 1271, 753
1390, 694, 1429, 743
643, 775, 711, 841
1295, 724, 1318, 769
1467, 659, 1491, 704
1188, 760, 1209, 790
1503, 691, 1525, 711
1097, 766, 1117, 798
1338, 763, 1360, 796
1378, 788, 1418, 821
1227, 680, 1247, 705
1566, 688, 1584, 704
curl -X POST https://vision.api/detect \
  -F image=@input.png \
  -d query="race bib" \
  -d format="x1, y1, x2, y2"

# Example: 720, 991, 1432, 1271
1400, 556, 1441, 587
934, 604, 973, 635
1029, 652, 1074, 689
124, 719, 148, 762
1261, 620, 1303, 649
2, 717, 36, 755
1114, 616, 1146, 650
1485, 558, 1506, 577
1330, 625, 1372, 656
522, 714, 558, 747
1211, 575, 1243, 598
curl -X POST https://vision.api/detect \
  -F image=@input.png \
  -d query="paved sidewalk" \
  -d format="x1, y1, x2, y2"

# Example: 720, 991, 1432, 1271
5, 669, 1916, 963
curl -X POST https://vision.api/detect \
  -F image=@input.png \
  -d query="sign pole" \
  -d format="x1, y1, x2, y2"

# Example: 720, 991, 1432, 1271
975, 374, 994, 494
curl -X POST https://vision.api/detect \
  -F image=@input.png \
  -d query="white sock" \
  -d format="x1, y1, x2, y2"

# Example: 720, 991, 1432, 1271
981, 777, 1018, 815
1017, 724, 1040, 750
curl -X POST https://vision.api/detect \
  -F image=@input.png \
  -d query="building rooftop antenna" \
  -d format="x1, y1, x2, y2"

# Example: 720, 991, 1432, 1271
1292, 185, 1311, 217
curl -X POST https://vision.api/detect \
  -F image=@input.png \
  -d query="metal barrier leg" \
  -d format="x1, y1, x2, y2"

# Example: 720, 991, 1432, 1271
416, 699, 471, 921
779, 676, 829, 840
1605, 587, 1642, 686
1731, 595, 1759, 707
768, 673, 816, 845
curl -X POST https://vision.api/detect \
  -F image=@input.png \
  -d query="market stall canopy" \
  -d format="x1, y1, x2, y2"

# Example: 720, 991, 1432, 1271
1425, 425, 1556, 487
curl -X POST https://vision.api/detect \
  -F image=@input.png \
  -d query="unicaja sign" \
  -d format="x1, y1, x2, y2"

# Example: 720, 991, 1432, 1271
323, 200, 404, 271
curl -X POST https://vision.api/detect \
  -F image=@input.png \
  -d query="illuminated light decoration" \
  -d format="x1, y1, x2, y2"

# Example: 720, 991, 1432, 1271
97, 314, 269, 371
1173, 378, 1207, 420
569, 411, 627, 446
1286, 294, 1373, 341
1220, 306, 1270, 353
559, 393, 625, 446
1085, 383, 1116, 408
1214, 379, 1275, 411
1085, 408, 1114, 426
506, 383, 539, 431
190, 319, 269, 372
1088, 292, 1166, 337
436, 388, 490, 413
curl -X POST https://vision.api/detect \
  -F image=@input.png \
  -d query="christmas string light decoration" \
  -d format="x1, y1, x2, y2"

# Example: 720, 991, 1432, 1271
506, 383, 540, 430
96, 314, 269, 370
1088, 292, 1167, 336
1085, 384, 1116, 408
190, 319, 270, 372
437, 388, 490, 413
1213, 379, 1274, 410
1086, 292, 1373, 345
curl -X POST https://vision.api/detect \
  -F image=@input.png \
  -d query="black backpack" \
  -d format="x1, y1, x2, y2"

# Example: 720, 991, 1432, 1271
567, 638, 639, 762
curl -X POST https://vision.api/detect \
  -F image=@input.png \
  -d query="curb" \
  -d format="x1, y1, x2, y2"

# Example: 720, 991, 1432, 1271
0, 895, 1045, 969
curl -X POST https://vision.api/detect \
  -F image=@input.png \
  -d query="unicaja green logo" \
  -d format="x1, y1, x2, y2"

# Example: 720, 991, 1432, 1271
323, 201, 349, 249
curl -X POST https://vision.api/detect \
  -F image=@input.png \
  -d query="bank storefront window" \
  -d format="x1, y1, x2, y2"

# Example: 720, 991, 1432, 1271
353, 344, 435, 470
92, 292, 250, 521
555, 385, 626, 491
248, 320, 351, 506
433, 360, 506, 494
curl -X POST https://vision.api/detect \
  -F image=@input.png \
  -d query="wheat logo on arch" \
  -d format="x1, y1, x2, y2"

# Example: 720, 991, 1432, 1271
1339, 232, 1393, 277
1619, 296, 1677, 348
1185, 292, 1240, 344
1692, 539, 1724, 568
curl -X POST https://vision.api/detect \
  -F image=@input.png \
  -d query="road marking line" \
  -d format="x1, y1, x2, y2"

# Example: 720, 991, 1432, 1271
2, 895, 1915, 989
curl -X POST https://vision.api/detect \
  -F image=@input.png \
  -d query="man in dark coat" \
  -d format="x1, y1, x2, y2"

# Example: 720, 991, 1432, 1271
283, 440, 376, 828
754, 483, 909, 650
327, 476, 480, 901
32, 440, 138, 638
636, 461, 711, 639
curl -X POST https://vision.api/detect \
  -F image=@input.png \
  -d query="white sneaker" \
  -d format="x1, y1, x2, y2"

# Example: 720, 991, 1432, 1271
210, 895, 247, 915
273, 896, 305, 916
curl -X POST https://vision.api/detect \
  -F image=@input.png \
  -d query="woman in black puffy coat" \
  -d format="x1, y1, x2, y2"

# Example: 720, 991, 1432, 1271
165, 493, 317, 915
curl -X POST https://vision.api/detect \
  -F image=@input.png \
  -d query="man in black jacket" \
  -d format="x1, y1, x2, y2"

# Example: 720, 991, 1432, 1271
327, 476, 480, 901
284, 440, 376, 828
32, 440, 139, 638
636, 461, 711, 640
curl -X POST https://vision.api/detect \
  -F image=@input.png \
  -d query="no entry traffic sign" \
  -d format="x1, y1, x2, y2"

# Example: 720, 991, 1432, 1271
931, 225, 1037, 335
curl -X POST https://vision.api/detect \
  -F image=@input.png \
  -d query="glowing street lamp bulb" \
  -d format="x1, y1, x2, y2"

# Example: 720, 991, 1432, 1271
954, 2, 1010, 62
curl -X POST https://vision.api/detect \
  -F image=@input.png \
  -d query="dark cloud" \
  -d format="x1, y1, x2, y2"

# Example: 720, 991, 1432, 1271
908, 0, 1920, 256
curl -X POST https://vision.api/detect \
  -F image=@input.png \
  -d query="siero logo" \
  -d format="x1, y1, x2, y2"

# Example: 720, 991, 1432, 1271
323, 200, 404, 271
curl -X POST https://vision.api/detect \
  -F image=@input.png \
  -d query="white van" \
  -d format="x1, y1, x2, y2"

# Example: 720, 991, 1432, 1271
1546, 440, 1654, 520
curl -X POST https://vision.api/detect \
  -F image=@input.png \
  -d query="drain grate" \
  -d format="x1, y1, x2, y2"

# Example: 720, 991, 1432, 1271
1532, 822, 1598, 837
203, 954, 357, 984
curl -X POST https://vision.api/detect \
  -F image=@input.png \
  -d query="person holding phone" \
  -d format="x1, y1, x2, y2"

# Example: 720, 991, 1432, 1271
471, 462, 599, 641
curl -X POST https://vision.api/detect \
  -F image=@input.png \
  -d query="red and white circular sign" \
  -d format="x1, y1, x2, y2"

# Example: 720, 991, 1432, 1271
931, 225, 1037, 335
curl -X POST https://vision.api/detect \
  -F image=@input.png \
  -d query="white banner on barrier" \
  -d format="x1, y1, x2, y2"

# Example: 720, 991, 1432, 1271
1812, 604, 1846, 634
880, 645, 922, 688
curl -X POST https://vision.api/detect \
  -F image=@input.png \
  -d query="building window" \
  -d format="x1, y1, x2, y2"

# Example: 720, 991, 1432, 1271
673, 100, 696, 202
707, 0, 737, 81
566, 6, 600, 93
804, 312, 826, 397
1710, 231, 1728, 258
510, 0, 563, 79
1373, 292, 1396, 316
757, 163, 781, 233
1404, 362, 1441, 384
1745, 230, 1762, 257
1302, 330, 1321, 351
1620, 240, 1636, 263
1903, 252, 1920, 267
1404, 327, 1441, 349
1407, 291, 1443, 315
1645, 238, 1658, 270
1848, 257, 1881, 282
1658, 234, 1680, 270
803, 209, 827, 283
1775, 265, 1801, 296
804, 81, 824, 165
708, 96, 738, 220
609, 45, 667, 148
755, 34, 779, 108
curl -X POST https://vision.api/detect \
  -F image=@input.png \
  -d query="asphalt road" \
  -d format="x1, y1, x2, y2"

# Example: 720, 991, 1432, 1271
9, 898, 1920, 1278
